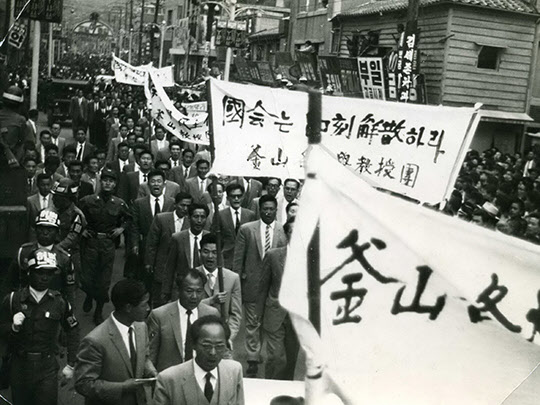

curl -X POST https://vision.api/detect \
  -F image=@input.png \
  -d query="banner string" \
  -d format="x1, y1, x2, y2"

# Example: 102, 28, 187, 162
0, 0, 33, 48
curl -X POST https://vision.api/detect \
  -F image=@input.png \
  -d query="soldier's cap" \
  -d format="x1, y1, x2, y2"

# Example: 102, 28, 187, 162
2, 85, 24, 103
35, 209, 60, 228
51, 178, 75, 197
27, 248, 58, 271
101, 168, 117, 181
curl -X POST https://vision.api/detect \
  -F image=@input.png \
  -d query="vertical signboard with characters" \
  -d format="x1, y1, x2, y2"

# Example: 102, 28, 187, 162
357, 57, 386, 100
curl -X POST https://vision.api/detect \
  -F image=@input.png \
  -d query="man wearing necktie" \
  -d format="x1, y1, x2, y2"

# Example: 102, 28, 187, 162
233, 194, 287, 378
75, 279, 157, 405
184, 159, 211, 204
26, 173, 53, 240
147, 269, 219, 372
153, 315, 244, 405
195, 233, 242, 353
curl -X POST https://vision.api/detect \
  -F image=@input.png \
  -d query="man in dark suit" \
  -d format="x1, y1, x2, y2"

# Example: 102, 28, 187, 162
145, 192, 192, 306
119, 149, 154, 205
105, 106, 121, 143
87, 94, 101, 146
233, 194, 287, 377
23, 156, 38, 196
68, 160, 94, 205
75, 279, 157, 405
196, 233, 242, 345
147, 269, 219, 372
153, 315, 244, 405
250, 177, 282, 220
259, 219, 299, 380
130, 170, 174, 280
231, 177, 263, 209
27, 173, 54, 240
69, 89, 88, 136
90, 99, 109, 149
71, 127, 96, 163
107, 141, 131, 178
215, 183, 256, 269
163, 203, 209, 301
184, 159, 211, 204
57, 145, 76, 178
138, 160, 181, 201
50, 121, 66, 157
170, 148, 196, 190
107, 124, 129, 162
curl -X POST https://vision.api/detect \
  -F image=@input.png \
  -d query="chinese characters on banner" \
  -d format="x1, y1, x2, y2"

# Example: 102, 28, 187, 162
281, 146, 540, 405
144, 70, 209, 145
111, 54, 175, 87
209, 78, 478, 203
15, 0, 62, 23
357, 57, 387, 100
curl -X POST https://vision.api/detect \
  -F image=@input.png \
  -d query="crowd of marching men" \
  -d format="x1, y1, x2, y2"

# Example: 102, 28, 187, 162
0, 74, 304, 405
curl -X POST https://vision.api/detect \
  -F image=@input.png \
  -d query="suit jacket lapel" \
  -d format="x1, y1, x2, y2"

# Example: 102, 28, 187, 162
182, 360, 200, 405
163, 198, 174, 212
169, 303, 184, 357
217, 362, 229, 404
255, 222, 264, 258
165, 213, 175, 235
183, 231, 192, 266
134, 322, 145, 377
223, 209, 233, 232
272, 224, 284, 248
107, 317, 133, 377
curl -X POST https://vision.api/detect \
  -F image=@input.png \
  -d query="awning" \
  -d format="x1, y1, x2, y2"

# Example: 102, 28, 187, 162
169, 47, 186, 56
479, 110, 533, 125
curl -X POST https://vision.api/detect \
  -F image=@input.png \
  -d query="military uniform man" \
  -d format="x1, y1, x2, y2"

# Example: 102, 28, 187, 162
0, 85, 31, 168
79, 168, 131, 325
0, 248, 80, 405
5, 209, 76, 305
51, 178, 86, 290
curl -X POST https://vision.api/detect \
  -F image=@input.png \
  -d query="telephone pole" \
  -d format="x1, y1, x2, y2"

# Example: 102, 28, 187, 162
138, 0, 145, 64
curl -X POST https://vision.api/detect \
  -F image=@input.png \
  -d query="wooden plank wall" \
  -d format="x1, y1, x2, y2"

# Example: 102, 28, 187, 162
443, 7, 536, 112
337, 6, 449, 104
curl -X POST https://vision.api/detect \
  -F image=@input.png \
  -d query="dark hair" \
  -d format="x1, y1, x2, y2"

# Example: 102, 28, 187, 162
39, 129, 51, 138
169, 141, 182, 150
182, 148, 194, 156
83, 154, 98, 165
119, 124, 128, 130
190, 315, 231, 344
36, 173, 52, 184
286, 201, 298, 214
176, 268, 207, 289
68, 160, 83, 170
62, 144, 77, 157
200, 233, 217, 248
117, 141, 129, 150
44, 143, 59, 154
188, 203, 210, 217
147, 169, 165, 182
95, 149, 107, 158
206, 180, 224, 193
28, 109, 38, 119
154, 159, 170, 169
196, 159, 210, 168
44, 155, 60, 166
111, 279, 147, 311
283, 217, 295, 234
259, 194, 278, 209
267, 177, 282, 187
76, 127, 86, 134
138, 148, 153, 159
23, 156, 37, 165
175, 191, 193, 204
226, 182, 245, 195
284, 178, 300, 189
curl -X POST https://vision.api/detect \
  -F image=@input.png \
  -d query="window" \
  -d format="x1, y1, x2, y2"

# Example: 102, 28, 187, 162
477, 46, 502, 70
167, 10, 173, 26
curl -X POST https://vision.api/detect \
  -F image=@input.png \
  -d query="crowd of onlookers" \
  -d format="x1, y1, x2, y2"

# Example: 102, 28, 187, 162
443, 147, 540, 244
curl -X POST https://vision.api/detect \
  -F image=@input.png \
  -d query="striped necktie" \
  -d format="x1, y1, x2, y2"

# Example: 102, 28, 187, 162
264, 225, 271, 254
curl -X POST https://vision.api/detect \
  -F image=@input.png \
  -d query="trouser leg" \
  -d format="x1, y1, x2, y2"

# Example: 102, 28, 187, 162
243, 302, 262, 362
264, 323, 286, 379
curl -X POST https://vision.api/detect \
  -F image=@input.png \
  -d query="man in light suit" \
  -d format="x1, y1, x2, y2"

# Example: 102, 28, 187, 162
168, 147, 196, 187
183, 159, 210, 204
215, 183, 256, 269
196, 233, 242, 344
163, 203, 209, 301
153, 315, 244, 405
150, 126, 169, 159
27, 173, 54, 240
137, 161, 180, 201
259, 219, 299, 380
69, 89, 88, 136
50, 122, 66, 156
249, 177, 282, 220
145, 192, 192, 306
233, 194, 287, 377
75, 279, 157, 405
147, 269, 219, 372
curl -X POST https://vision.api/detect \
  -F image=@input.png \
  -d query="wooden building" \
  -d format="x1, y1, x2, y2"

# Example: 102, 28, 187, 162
301, 0, 540, 153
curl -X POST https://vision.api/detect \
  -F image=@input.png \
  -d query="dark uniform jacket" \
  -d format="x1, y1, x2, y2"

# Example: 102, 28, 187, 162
79, 193, 131, 236
0, 287, 80, 364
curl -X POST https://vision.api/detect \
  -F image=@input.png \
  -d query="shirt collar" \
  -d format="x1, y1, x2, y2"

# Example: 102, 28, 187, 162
178, 301, 198, 318
29, 286, 48, 303
151, 194, 165, 204
112, 312, 132, 336
193, 358, 217, 381
202, 265, 216, 277
230, 206, 241, 215
189, 230, 201, 239
174, 211, 184, 222
37, 243, 54, 250
260, 219, 275, 230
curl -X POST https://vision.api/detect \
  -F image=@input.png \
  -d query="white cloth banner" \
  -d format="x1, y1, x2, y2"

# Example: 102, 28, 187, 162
111, 54, 175, 87
280, 145, 540, 405
144, 70, 209, 145
209, 78, 479, 204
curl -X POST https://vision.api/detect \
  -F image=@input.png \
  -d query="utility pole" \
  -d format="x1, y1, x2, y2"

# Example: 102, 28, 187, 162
406, 0, 420, 30
30, 20, 40, 109
48, 23, 54, 77
138, 0, 145, 64
150, 0, 160, 64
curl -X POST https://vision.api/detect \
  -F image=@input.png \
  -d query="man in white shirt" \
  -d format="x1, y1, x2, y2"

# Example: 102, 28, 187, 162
151, 126, 169, 159
50, 122, 66, 156
147, 269, 219, 372
153, 315, 244, 405
279, 178, 300, 224
27, 173, 54, 240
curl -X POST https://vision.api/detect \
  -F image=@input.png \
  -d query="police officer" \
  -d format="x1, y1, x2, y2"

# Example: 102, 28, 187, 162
51, 178, 86, 288
0, 85, 31, 168
79, 168, 131, 325
4, 209, 76, 306
0, 248, 80, 405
